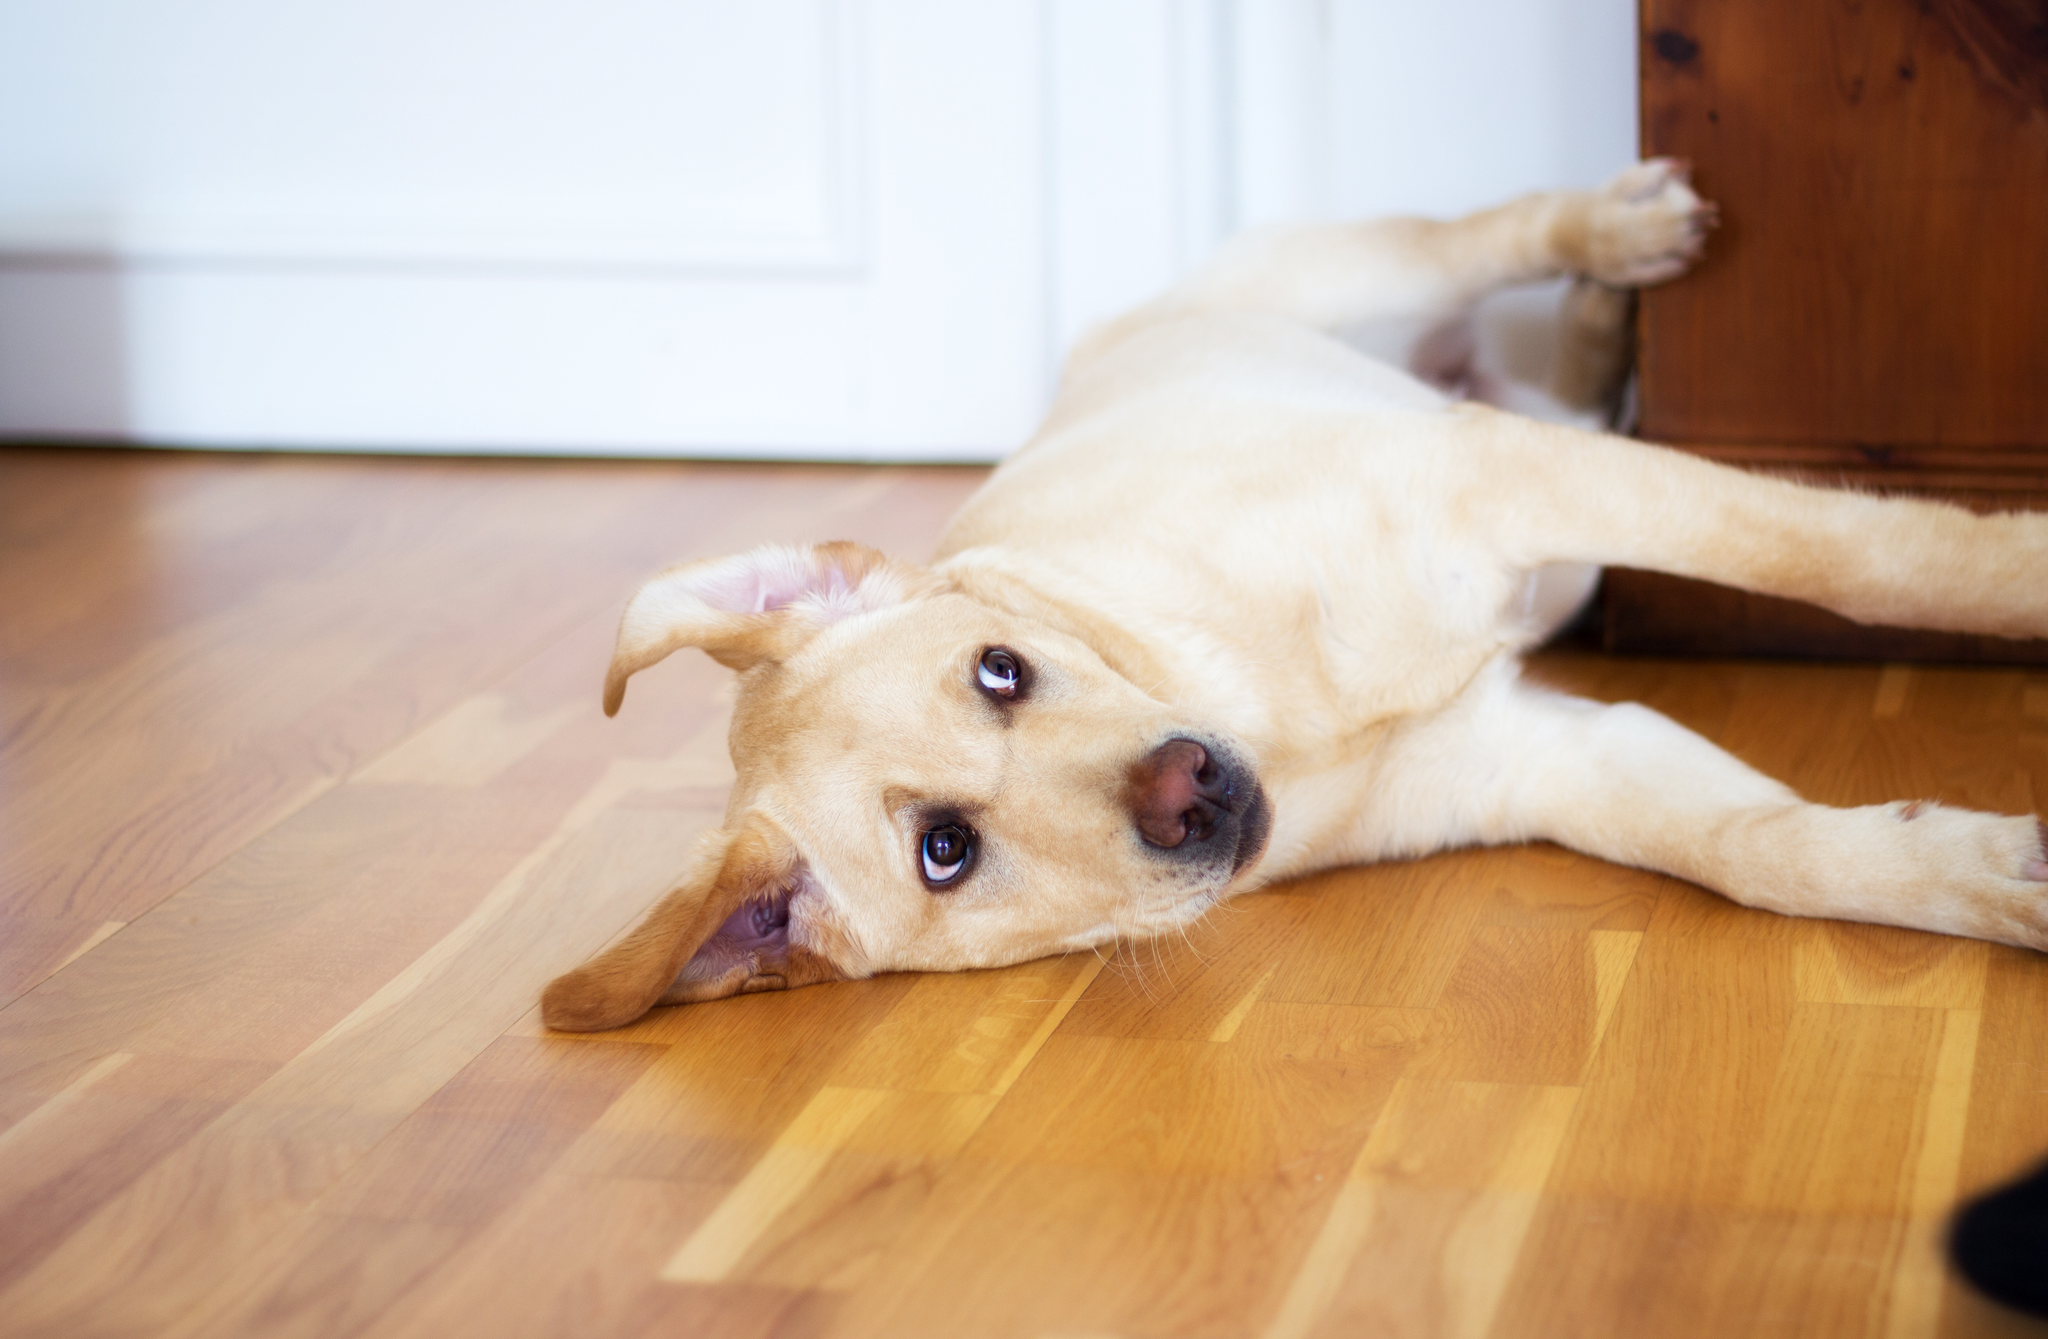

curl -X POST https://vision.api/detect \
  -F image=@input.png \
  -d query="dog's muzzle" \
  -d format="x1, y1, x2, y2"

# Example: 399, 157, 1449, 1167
1127, 737, 1271, 875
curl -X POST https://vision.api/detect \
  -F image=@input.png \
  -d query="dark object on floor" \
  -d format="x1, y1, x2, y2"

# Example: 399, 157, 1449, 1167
1951, 1156, 2048, 1318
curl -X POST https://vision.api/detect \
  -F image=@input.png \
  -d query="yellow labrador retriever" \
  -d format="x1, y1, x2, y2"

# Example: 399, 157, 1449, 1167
543, 161, 2048, 1032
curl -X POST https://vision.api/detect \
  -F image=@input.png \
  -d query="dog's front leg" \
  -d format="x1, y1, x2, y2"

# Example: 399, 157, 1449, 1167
1346, 663, 2048, 948
1443, 406, 2048, 643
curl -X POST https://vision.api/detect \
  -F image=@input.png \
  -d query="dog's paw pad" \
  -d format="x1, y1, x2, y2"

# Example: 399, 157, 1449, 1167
1583, 158, 1717, 289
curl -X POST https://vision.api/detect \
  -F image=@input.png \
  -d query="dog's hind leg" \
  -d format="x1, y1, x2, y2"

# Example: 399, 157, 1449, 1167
1456, 276, 1637, 432
1344, 660, 2048, 948
1541, 277, 1636, 416
1079, 159, 1713, 379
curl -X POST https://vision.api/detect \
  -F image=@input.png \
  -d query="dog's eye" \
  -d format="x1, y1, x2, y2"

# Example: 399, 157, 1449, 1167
920, 824, 974, 886
976, 647, 1021, 698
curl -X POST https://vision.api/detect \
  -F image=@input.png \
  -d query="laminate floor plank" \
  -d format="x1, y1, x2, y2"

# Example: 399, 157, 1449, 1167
172, 1039, 668, 1339
2, 448, 2045, 1338
0, 450, 974, 990
0, 449, 985, 1338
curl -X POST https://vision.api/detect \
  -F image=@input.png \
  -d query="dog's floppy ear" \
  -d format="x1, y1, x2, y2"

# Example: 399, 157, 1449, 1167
603, 541, 935, 715
540, 811, 846, 1031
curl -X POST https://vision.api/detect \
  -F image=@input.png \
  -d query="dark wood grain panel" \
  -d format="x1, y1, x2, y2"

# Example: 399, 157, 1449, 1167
1638, 0, 2048, 450
1626, 0, 2048, 660
1603, 568, 2048, 663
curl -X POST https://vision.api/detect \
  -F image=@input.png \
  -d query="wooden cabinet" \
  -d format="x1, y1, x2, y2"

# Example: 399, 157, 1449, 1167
1606, 0, 2048, 661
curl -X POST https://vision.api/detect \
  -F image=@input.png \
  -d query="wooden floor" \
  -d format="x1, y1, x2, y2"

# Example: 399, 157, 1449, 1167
3, 446, 2046, 1339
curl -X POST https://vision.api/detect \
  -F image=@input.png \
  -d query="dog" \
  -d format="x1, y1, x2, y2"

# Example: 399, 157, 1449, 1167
541, 160, 2048, 1032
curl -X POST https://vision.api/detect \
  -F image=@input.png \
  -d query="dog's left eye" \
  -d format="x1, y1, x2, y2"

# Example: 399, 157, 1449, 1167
920, 824, 974, 886
976, 647, 1021, 698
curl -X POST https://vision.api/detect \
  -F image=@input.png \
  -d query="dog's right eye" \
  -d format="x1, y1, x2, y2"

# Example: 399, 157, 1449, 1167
976, 647, 1022, 699
920, 824, 974, 887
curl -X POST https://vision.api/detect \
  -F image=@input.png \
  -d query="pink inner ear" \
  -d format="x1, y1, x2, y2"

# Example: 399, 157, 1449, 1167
675, 888, 794, 991
694, 549, 860, 618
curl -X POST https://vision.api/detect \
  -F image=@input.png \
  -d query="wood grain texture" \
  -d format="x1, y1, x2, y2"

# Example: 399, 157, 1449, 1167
1622, 0, 2048, 661
1637, 0, 2048, 449
2, 446, 2046, 1337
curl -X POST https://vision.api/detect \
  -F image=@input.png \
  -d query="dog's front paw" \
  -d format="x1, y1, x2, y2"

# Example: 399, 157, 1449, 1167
1983, 815, 2048, 948
1757, 805, 2048, 951
1904, 808, 2048, 950
1579, 158, 1717, 288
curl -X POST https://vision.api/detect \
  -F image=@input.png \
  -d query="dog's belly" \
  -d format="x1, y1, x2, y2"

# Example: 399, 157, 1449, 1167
1517, 561, 1601, 639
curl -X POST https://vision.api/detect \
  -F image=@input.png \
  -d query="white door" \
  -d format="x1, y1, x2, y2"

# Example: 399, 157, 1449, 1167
0, 0, 1633, 460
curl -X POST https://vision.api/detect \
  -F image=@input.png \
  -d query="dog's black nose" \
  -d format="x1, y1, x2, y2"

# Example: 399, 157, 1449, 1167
1129, 739, 1232, 848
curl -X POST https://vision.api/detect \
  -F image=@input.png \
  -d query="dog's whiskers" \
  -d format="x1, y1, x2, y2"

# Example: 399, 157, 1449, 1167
1173, 917, 1215, 969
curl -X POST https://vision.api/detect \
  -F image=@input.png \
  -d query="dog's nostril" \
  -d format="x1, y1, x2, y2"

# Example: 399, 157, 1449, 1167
1130, 738, 1232, 849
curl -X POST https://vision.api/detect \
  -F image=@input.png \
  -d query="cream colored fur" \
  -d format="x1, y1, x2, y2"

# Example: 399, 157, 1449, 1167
542, 160, 2048, 1032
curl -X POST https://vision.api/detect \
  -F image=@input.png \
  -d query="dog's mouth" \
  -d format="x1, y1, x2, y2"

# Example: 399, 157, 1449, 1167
1231, 776, 1273, 876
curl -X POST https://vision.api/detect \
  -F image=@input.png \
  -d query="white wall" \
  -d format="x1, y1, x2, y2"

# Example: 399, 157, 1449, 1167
0, 0, 1637, 459
1328, 0, 1640, 221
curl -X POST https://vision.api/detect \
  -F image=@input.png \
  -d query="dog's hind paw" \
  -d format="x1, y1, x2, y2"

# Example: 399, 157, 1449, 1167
1580, 158, 1717, 289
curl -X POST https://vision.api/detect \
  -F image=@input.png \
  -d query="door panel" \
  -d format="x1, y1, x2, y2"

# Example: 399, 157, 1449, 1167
0, 1, 1046, 457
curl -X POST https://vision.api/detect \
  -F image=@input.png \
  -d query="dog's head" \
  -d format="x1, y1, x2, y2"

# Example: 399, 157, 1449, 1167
541, 541, 1271, 1031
